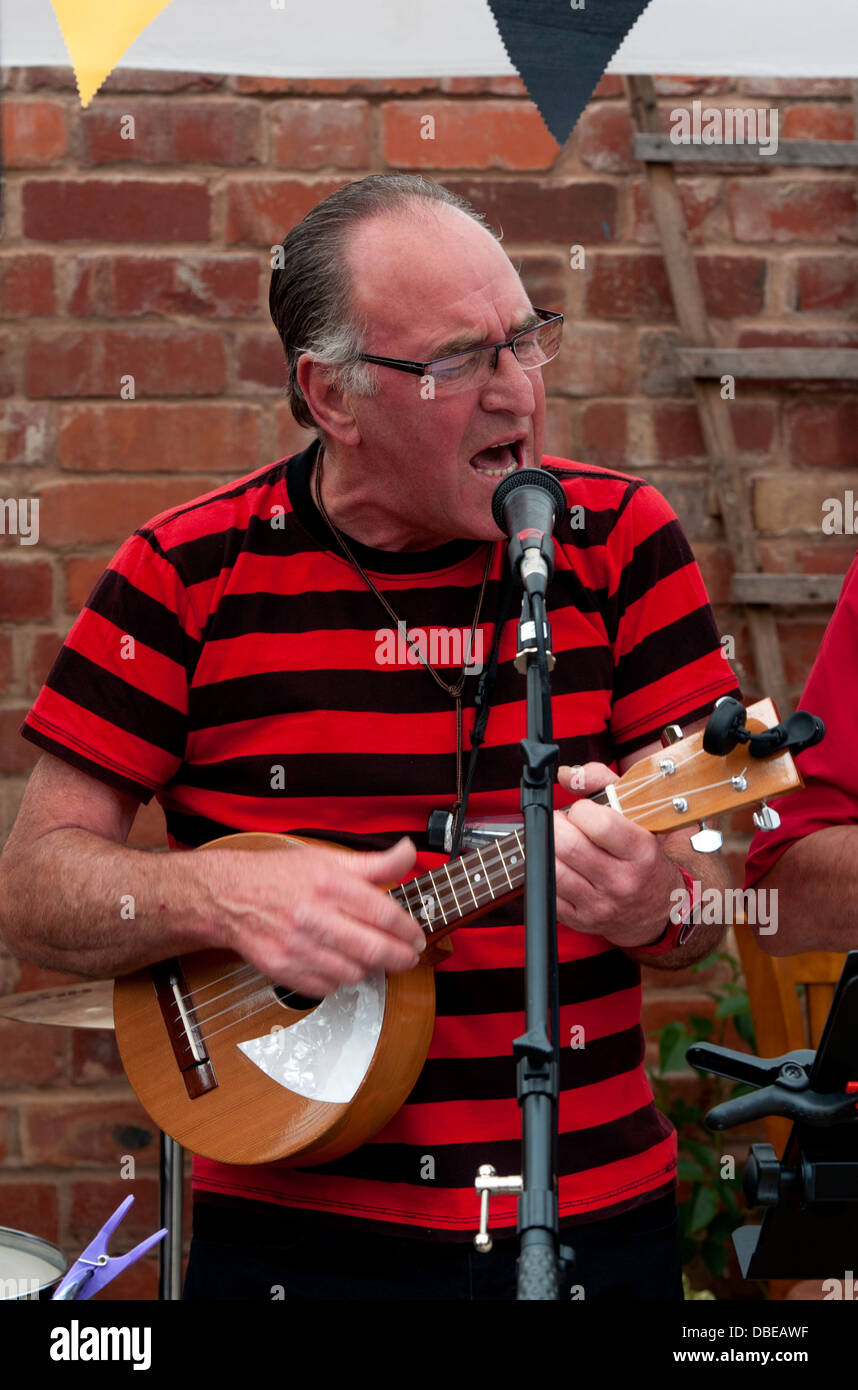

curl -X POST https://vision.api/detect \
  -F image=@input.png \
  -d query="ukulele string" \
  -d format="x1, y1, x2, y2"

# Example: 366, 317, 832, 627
173, 750, 728, 1029
616, 766, 749, 817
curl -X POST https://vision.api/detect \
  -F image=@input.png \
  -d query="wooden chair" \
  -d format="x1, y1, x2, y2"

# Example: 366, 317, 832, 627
733, 928, 848, 1299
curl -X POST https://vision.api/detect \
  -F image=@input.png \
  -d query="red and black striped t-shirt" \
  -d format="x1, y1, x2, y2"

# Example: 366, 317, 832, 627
22, 443, 739, 1238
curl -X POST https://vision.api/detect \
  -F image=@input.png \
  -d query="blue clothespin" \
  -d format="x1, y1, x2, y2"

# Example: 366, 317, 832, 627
52, 1195, 167, 1300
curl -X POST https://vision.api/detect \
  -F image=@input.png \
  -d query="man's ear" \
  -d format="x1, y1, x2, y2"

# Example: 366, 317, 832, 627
296, 354, 361, 446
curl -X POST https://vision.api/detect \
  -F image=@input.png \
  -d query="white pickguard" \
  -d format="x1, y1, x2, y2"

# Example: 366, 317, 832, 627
236, 972, 386, 1104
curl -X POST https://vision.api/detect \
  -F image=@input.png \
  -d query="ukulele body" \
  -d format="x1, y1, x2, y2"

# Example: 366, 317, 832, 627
113, 833, 438, 1166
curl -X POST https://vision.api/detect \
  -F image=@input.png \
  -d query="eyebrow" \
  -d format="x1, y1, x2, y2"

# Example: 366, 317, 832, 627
426, 309, 541, 361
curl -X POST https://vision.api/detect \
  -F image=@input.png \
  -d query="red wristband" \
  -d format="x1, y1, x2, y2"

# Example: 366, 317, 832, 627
634, 867, 699, 957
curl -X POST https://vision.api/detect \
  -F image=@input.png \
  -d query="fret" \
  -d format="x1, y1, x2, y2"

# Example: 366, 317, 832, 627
398, 877, 435, 934
392, 882, 416, 919
456, 854, 481, 911
475, 846, 496, 899
492, 834, 511, 889
425, 869, 449, 926
442, 862, 462, 916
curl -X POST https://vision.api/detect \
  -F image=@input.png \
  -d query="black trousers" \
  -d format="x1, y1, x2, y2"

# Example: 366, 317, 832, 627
183, 1192, 683, 1301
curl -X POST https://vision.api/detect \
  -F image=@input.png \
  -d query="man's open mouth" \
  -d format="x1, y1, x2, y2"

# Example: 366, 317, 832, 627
468, 439, 524, 479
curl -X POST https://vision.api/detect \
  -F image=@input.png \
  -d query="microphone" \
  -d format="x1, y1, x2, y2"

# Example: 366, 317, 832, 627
491, 468, 566, 595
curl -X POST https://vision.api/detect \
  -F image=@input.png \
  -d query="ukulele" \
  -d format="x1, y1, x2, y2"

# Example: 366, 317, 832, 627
113, 698, 813, 1168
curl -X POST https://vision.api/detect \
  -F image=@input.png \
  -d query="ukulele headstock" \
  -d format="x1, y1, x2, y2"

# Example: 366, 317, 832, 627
614, 698, 810, 834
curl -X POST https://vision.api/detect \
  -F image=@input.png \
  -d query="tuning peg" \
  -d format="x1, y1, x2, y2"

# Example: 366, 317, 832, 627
690, 822, 723, 853
660, 724, 683, 747
753, 801, 781, 832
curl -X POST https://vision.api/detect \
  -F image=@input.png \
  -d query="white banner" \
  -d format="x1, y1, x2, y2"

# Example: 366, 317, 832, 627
2, 0, 857, 79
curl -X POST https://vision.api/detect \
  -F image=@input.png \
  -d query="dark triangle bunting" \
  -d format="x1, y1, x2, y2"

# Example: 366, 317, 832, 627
485, 0, 654, 144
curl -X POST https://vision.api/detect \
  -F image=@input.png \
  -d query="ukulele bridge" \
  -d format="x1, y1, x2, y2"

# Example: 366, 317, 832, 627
151, 960, 217, 1100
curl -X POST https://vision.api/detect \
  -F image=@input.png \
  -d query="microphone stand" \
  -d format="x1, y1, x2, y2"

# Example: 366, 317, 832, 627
512, 583, 564, 1299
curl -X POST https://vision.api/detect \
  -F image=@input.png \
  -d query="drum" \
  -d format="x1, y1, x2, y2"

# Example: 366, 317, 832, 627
0, 1227, 66, 1300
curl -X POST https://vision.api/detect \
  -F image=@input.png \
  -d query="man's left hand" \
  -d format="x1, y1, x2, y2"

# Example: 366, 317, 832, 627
554, 762, 683, 949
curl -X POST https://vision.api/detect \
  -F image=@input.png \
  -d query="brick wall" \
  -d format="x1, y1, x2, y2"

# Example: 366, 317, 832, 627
0, 65, 855, 1294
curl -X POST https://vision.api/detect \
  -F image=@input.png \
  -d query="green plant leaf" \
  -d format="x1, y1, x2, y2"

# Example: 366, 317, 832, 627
678, 1159, 706, 1182
689, 1014, 714, 1037
715, 991, 751, 1019
688, 1184, 720, 1234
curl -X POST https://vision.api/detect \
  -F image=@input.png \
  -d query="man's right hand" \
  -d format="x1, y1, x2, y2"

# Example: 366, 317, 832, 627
204, 836, 426, 998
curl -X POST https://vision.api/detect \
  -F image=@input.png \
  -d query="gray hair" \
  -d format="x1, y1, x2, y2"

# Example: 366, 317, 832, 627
268, 174, 493, 432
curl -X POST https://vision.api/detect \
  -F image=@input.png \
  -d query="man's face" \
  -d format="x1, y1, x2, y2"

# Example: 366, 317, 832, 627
334, 205, 548, 547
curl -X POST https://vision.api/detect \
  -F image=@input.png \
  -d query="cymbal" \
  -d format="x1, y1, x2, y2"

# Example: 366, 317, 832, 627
0, 980, 114, 1030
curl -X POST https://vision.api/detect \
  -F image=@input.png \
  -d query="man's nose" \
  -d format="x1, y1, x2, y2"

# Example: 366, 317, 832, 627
479, 343, 536, 415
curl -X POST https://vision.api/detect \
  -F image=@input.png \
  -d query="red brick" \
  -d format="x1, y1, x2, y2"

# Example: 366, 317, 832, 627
782, 104, 855, 141
23, 180, 211, 243
94, 1257, 160, 1301
59, 403, 261, 473
651, 404, 706, 462
442, 179, 618, 243
11, 963, 85, 993
79, 101, 263, 167
272, 404, 332, 459
633, 177, 723, 245
0, 1181, 60, 1243
733, 403, 776, 453
0, 404, 54, 467
552, 325, 635, 396
67, 1178, 160, 1247
652, 76, 734, 97
0, 559, 53, 621
699, 256, 767, 317
36, 478, 221, 547
693, 543, 733, 605
234, 75, 439, 96
0, 710, 40, 773
580, 402, 628, 467
0, 633, 13, 693
26, 630, 66, 695
71, 1031, 126, 1085
795, 257, 858, 313
26, 66, 220, 96
729, 180, 857, 244
383, 101, 558, 171
787, 401, 858, 468
737, 78, 853, 97
591, 75, 625, 99
0, 1107, 7, 1161
0, 1019, 68, 1085
0, 254, 56, 315
0, 340, 18, 396
438, 76, 528, 97
778, 620, 831, 685
793, 541, 858, 576
236, 332, 287, 391
225, 179, 345, 245
21, 1097, 158, 1166
576, 105, 636, 173
543, 396, 571, 460
738, 327, 858, 351
65, 252, 261, 318
27, 329, 227, 397
584, 253, 673, 319
516, 254, 566, 312
64, 555, 113, 611
271, 100, 371, 170
2, 99, 67, 166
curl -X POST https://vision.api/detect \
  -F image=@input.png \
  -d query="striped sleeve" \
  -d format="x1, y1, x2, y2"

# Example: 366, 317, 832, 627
606, 483, 739, 756
21, 530, 200, 802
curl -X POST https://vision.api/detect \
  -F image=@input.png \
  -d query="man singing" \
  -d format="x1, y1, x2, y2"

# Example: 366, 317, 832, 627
0, 174, 739, 1300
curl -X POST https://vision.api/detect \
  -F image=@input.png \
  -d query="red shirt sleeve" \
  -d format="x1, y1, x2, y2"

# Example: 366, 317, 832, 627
745, 551, 858, 888
20, 530, 200, 803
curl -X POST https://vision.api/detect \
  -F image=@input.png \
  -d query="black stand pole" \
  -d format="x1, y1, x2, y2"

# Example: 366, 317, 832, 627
514, 588, 563, 1300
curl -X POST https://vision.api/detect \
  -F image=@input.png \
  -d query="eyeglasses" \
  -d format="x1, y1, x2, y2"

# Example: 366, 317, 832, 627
355, 307, 564, 398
